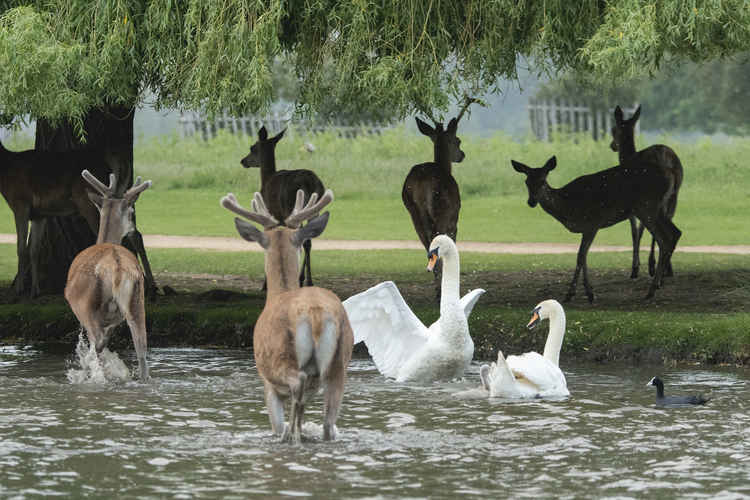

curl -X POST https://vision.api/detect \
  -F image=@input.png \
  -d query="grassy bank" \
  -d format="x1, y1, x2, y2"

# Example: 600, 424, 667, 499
2, 243, 748, 364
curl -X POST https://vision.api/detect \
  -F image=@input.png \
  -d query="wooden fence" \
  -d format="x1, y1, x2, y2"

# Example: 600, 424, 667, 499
528, 100, 640, 142
179, 111, 391, 140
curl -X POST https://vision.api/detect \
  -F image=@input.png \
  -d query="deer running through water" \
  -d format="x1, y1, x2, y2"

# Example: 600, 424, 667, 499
241, 126, 325, 287
64, 170, 152, 381
610, 105, 684, 278
221, 188, 353, 444
402, 98, 476, 294
0, 140, 157, 298
511, 156, 681, 302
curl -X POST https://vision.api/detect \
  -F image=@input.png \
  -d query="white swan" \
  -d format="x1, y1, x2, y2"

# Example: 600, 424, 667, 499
343, 234, 485, 383
480, 299, 569, 398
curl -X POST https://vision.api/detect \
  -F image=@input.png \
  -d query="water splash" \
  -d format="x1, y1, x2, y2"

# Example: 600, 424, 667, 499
66, 333, 131, 384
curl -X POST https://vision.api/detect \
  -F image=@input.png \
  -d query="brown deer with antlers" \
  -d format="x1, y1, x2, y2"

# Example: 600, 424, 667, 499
221, 188, 353, 444
402, 99, 475, 289
511, 156, 681, 302
64, 170, 152, 381
0, 140, 157, 298
241, 126, 325, 287
610, 105, 684, 278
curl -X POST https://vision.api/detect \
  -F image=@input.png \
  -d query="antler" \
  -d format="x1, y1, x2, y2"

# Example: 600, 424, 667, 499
284, 189, 334, 229
82, 170, 116, 197
455, 96, 478, 124
220, 192, 279, 229
124, 176, 152, 201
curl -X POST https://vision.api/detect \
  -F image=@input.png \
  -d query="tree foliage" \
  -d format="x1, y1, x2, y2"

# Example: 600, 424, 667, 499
1, 0, 750, 133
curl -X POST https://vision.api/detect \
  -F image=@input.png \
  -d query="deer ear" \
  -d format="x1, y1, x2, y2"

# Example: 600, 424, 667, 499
293, 212, 329, 246
614, 105, 624, 124
258, 126, 268, 141
415, 117, 435, 136
511, 160, 529, 174
631, 105, 641, 123
544, 156, 557, 171
234, 218, 269, 249
271, 128, 286, 144
87, 190, 103, 209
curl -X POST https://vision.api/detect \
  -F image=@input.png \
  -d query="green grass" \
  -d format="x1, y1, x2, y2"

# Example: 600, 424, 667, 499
1, 129, 749, 245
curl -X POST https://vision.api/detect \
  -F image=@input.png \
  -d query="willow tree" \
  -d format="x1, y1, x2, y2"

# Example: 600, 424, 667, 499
1, 0, 749, 295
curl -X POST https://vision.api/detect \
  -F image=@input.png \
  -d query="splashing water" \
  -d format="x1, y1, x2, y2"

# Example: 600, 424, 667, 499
66, 332, 132, 384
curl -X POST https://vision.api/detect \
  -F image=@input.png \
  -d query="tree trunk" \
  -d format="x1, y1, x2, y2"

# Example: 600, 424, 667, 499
20, 105, 135, 296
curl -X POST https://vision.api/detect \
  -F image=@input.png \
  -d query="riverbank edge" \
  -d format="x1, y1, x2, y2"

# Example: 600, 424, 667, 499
1, 299, 748, 366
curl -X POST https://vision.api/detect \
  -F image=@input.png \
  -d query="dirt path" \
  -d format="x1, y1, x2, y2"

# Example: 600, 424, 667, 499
1, 233, 749, 254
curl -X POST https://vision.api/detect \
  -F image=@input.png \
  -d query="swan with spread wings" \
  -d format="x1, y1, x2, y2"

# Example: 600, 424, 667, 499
343, 235, 484, 383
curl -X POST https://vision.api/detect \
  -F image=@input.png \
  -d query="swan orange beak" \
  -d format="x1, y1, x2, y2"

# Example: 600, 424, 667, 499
426, 253, 438, 272
527, 308, 541, 330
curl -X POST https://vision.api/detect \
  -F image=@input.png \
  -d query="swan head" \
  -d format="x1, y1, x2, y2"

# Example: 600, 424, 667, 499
426, 234, 457, 271
479, 364, 491, 391
527, 299, 564, 330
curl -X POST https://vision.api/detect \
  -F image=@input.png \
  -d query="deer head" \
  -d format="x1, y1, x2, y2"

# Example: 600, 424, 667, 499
241, 126, 286, 168
221, 189, 333, 295
511, 156, 557, 208
82, 169, 151, 244
610, 105, 640, 153
416, 97, 477, 165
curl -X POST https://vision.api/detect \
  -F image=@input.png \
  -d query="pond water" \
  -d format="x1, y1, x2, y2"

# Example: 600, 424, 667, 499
1, 344, 749, 499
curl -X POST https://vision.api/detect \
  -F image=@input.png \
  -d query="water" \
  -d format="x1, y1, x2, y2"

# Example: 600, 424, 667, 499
1, 346, 749, 499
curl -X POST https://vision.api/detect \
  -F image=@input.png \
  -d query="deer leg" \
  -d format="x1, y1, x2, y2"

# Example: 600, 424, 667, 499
125, 231, 158, 301
645, 218, 680, 299
12, 209, 30, 296
282, 371, 307, 444
299, 238, 313, 287
566, 231, 597, 303
629, 216, 640, 279
263, 381, 286, 436
323, 376, 345, 441
648, 236, 657, 277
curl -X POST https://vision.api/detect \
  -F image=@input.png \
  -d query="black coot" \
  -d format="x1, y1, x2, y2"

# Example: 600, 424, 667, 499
647, 376, 710, 406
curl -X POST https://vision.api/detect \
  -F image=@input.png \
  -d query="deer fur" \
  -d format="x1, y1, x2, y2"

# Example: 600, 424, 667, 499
241, 126, 325, 287
0, 140, 156, 298
64, 170, 152, 381
611, 105, 684, 278
221, 189, 353, 444
511, 156, 681, 302
402, 98, 475, 290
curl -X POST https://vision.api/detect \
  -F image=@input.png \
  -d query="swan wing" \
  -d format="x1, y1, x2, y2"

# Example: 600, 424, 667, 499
460, 288, 485, 318
506, 352, 568, 395
342, 281, 430, 379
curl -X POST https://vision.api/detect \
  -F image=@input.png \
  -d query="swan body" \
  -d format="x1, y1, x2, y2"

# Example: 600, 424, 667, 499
343, 235, 484, 383
480, 299, 569, 398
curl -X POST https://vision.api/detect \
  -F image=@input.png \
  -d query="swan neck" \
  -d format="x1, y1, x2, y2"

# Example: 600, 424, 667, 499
439, 250, 460, 309
542, 305, 566, 366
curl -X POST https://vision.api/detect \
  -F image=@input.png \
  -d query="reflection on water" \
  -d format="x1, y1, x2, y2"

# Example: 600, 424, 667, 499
1, 346, 749, 498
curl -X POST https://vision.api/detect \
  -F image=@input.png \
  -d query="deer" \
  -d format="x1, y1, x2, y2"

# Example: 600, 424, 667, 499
64, 170, 152, 381
402, 98, 476, 292
240, 126, 325, 288
0, 140, 157, 298
611, 105, 684, 279
221, 188, 353, 444
511, 156, 681, 303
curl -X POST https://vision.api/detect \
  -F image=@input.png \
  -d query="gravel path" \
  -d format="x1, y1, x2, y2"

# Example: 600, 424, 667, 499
1, 233, 749, 254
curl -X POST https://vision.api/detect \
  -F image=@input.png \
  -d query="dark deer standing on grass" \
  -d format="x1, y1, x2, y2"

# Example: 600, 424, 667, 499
0, 140, 157, 298
65, 170, 152, 381
221, 189, 353, 444
241, 126, 325, 287
511, 156, 681, 302
611, 105, 684, 278
402, 99, 475, 290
